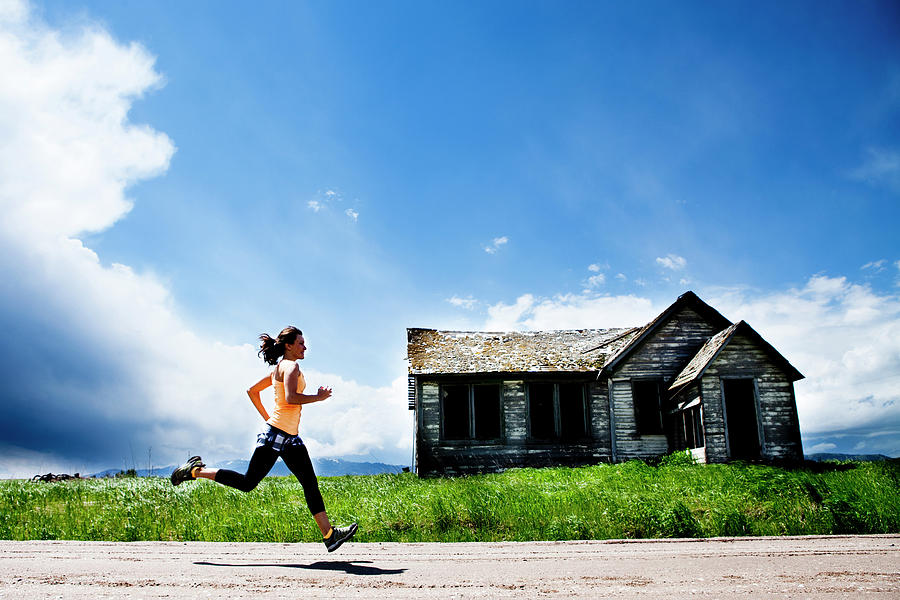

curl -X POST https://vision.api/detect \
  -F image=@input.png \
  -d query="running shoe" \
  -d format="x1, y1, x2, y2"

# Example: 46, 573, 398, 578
324, 522, 358, 553
170, 455, 205, 486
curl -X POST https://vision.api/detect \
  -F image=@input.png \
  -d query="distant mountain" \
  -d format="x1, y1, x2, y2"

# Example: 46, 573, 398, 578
91, 457, 407, 479
805, 452, 892, 462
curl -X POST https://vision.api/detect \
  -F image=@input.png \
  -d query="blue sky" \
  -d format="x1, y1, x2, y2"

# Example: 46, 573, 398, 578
1, 0, 899, 477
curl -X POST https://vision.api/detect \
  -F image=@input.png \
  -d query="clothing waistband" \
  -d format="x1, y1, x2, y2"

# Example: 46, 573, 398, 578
256, 424, 305, 453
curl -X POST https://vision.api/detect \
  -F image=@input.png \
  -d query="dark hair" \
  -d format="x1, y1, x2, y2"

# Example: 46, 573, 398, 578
258, 326, 303, 365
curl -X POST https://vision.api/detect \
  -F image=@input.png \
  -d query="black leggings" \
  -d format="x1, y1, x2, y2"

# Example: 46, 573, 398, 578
214, 443, 326, 515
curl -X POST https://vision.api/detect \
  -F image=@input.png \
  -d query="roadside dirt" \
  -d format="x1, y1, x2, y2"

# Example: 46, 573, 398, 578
1, 535, 897, 598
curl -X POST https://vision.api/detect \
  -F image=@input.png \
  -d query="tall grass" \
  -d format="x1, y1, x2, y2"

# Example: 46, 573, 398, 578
1, 458, 897, 542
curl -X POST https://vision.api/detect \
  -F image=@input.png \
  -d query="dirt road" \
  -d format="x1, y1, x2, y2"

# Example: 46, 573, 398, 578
1, 535, 897, 598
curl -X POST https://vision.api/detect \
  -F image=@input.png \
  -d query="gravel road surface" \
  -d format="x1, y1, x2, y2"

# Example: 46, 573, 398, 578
1, 535, 897, 598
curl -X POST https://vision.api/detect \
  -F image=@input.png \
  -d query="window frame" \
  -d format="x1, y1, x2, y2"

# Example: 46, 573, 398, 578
632, 378, 665, 436
439, 381, 503, 443
525, 380, 591, 442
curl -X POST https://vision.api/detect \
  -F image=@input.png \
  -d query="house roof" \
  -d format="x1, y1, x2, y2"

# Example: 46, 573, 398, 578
407, 327, 641, 375
599, 291, 732, 377
669, 320, 805, 391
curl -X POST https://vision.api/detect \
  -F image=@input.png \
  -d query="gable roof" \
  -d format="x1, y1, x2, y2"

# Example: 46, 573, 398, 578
598, 291, 732, 377
669, 320, 805, 391
407, 327, 641, 375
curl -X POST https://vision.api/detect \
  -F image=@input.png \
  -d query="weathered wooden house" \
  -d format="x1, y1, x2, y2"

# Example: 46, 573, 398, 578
407, 291, 804, 476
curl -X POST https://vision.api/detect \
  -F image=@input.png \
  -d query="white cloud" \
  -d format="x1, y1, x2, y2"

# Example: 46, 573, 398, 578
709, 276, 900, 437
806, 442, 837, 453
616, 273, 627, 281
484, 293, 655, 331
296, 372, 411, 460
861, 259, 886, 272
447, 295, 477, 310
484, 236, 508, 254
0, 3, 173, 242
345, 208, 359, 221
586, 274, 605, 288
850, 147, 900, 193
0, 2, 409, 477
308, 200, 322, 212
656, 254, 687, 271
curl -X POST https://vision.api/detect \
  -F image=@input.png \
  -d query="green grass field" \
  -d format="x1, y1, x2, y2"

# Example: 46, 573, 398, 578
2, 456, 898, 542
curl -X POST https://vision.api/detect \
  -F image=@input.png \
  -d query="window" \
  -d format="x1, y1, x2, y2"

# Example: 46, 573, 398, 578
633, 379, 664, 435
527, 382, 589, 441
441, 383, 501, 441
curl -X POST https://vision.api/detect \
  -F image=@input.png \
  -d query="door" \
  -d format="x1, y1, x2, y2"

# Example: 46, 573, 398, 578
723, 378, 761, 459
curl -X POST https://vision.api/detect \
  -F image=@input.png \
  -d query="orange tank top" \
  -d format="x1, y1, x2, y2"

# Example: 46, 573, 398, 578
267, 367, 306, 436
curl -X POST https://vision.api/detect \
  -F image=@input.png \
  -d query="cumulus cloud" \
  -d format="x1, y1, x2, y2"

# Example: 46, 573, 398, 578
308, 200, 322, 212
345, 208, 359, 221
708, 276, 900, 442
484, 236, 508, 254
296, 372, 411, 460
656, 254, 687, 271
0, 2, 408, 478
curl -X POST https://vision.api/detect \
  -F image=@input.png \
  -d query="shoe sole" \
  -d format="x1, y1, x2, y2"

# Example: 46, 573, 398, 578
326, 523, 358, 553
170, 457, 204, 486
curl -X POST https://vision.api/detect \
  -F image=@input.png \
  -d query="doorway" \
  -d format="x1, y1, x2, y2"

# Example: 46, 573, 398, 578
723, 378, 761, 459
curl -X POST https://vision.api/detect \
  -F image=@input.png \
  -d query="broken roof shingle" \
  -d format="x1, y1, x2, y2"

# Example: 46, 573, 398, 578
407, 327, 641, 375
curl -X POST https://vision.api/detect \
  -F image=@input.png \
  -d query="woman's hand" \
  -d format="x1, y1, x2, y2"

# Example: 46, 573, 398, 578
317, 386, 333, 401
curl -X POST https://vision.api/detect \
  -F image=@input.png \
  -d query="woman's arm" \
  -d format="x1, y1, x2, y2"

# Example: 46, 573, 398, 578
247, 373, 273, 421
284, 362, 332, 405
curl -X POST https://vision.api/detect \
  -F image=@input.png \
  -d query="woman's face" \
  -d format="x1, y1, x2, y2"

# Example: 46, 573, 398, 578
286, 335, 306, 360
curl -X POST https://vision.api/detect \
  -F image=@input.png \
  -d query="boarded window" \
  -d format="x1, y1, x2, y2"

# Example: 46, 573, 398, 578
633, 380, 663, 435
441, 383, 502, 441
528, 382, 589, 441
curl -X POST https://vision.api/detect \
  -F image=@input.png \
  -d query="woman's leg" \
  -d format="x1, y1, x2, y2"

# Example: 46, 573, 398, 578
280, 443, 330, 535
197, 445, 278, 493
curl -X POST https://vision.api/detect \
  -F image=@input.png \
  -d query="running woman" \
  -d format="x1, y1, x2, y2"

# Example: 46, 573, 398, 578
170, 326, 358, 553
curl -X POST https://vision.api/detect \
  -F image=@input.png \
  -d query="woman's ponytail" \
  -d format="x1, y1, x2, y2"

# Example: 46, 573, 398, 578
258, 326, 302, 365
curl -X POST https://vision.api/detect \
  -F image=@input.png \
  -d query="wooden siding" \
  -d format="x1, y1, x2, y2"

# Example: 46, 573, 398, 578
699, 377, 728, 462
700, 334, 803, 461
503, 381, 527, 442
609, 306, 720, 461
614, 307, 721, 381
589, 380, 612, 456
